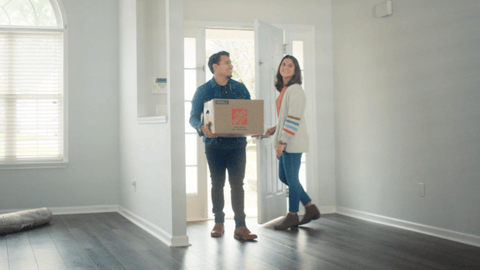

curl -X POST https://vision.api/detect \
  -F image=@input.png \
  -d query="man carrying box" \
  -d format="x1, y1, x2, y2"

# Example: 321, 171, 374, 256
189, 51, 257, 241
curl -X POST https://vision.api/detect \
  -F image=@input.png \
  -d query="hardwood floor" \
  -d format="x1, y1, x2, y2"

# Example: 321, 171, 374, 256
1, 212, 479, 270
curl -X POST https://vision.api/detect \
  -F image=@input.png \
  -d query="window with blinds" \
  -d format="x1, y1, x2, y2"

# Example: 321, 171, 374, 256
0, 0, 65, 165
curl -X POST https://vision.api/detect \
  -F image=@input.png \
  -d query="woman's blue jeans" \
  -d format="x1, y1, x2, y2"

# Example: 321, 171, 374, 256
279, 152, 311, 212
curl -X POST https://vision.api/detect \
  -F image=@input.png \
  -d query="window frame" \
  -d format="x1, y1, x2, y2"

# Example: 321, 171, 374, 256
0, 0, 68, 170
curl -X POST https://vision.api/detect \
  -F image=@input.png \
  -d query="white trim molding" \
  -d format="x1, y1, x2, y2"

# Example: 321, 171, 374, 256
0, 205, 118, 215
137, 115, 168, 124
118, 206, 177, 247
171, 235, 191, 247
0, 161, 68, 170
319, 205, 336, 215
51, 205, 119, 215
2, 204, 478, 248
337, 207, 480, 248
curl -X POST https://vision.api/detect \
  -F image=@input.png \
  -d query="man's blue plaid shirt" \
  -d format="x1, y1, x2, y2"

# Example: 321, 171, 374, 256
189, 77, 251, 147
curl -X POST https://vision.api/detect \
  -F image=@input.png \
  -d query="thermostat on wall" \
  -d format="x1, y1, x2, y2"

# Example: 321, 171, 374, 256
155, 78, 167, 84
152, 77, 167, 94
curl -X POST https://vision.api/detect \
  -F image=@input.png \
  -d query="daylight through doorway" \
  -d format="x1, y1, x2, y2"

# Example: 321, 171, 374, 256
205, 29, 258, 219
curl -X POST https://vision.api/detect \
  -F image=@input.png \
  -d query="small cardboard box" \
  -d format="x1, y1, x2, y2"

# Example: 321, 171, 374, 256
203, 99, 264, 137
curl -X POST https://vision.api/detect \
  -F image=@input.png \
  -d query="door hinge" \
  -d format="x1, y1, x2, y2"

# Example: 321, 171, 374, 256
286, 187, 289, 197
283, 44, 287, 54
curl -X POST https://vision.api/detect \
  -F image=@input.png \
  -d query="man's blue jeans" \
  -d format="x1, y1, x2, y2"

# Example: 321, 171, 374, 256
279, 152, 311, 212
205, 146, 246, 228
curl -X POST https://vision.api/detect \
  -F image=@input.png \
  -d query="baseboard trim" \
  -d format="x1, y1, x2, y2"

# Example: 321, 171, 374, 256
336, 207, 480, 248
171, 235, 191, 247
118, 206, 178, 247
0, 205, 119, 215
7, 204, 476, 248
319, 205, 336, 215
52, 205, 119, 215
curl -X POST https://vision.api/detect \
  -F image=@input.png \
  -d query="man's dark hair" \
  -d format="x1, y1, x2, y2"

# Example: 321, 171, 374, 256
208, 51, 230, 73
274, 55, 302, 92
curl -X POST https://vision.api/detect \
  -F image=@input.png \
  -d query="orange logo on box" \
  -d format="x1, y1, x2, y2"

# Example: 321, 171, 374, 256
232, 109, 248, 125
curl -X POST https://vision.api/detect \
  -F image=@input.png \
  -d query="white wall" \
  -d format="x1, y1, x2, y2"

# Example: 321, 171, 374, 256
0, 0, 120, 212
136, 0, 167, 118
333, 0, 480, 237
183, 0, 336, 209
119, 0, 174, 241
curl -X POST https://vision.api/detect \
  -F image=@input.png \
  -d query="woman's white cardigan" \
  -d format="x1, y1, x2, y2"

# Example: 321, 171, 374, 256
273, 83, 309, 153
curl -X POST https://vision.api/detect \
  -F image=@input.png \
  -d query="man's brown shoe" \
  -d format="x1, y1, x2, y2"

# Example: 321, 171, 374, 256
234, 226, 257, 241
211, 223, 224, 237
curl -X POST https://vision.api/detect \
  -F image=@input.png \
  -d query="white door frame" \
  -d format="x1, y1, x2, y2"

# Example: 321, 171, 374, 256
184, 20, 316, 222
184, 27, 208, 221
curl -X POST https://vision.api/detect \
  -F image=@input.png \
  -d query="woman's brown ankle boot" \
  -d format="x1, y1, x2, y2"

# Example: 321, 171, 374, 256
274, 213, 299, 230
299, 204, 321, 225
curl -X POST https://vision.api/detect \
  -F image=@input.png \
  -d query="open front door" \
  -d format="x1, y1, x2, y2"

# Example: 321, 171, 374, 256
255, 19, 286, 224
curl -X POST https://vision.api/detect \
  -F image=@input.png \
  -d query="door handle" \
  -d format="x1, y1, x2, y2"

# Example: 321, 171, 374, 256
259, 136, 272, 146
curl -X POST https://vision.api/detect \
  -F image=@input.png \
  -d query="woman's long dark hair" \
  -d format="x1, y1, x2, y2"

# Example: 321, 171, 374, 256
274, 55, 302, 92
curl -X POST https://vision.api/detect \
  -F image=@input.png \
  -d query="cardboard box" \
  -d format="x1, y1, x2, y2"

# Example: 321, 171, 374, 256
203, 99, 264, 137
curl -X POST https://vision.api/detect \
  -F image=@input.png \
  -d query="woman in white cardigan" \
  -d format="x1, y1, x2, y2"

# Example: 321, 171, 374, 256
259, 55, 320, 230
